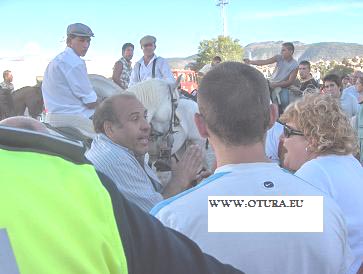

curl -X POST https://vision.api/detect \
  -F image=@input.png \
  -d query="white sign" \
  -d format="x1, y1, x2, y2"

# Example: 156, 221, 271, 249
208, 196, 324, 232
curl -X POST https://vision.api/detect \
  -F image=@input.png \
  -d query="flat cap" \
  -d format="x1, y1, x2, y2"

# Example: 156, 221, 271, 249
67, 23, 94, 37
140, 35, 156, 46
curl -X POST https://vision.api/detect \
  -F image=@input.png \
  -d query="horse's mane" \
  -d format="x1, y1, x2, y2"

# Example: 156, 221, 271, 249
11, 86, 28, 95
127, 79, 174, 121
12, 86, 40, 96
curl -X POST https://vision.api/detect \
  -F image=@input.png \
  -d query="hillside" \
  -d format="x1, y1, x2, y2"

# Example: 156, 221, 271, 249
244, 41, 363, 62
166, 42, 363, 69
166, 54, 198, 69
298, 42, 363, 61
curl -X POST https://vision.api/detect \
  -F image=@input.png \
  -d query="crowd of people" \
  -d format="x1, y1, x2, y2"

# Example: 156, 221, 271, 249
0, 22, 362, 274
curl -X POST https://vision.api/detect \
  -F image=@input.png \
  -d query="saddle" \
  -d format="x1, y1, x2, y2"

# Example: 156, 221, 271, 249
44, 124, 93, 149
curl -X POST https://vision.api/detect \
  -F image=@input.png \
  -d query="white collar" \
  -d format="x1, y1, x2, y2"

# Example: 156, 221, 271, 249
215, 162, 279, 174
65, 46, 80, 58
138, 54, 157, 65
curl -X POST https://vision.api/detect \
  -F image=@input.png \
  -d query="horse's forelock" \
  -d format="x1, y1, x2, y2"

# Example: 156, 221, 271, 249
127, 79, 171, 113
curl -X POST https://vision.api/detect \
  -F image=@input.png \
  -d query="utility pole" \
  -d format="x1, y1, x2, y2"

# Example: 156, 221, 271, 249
216, 0, 229, 36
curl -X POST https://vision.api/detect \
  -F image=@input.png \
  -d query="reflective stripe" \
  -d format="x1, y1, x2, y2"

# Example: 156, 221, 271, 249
0, 229, 20, 274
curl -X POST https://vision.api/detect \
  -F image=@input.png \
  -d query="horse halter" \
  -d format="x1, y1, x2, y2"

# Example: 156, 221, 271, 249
151, 85, 180, 171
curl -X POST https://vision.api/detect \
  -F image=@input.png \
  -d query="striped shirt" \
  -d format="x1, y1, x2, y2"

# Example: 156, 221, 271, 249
85, 134, 163, 212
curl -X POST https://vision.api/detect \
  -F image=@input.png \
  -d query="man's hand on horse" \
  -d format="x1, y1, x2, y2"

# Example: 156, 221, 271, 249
162, 145, 202, 196
172, 144, 203, 184
194, 169, 212, 185
161, 145, 203, 198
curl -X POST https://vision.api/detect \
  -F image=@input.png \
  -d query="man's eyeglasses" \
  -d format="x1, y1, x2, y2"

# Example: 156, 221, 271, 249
283, 124, 304, 138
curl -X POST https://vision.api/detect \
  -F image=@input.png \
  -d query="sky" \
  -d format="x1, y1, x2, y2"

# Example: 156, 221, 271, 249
0, 0, 362, 87
1, 0, 362, 59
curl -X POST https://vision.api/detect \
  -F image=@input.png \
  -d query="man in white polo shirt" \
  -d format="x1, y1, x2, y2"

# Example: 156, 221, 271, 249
128, 35, 175, 87
42, 23, 98, 119
152, 62, 353, 274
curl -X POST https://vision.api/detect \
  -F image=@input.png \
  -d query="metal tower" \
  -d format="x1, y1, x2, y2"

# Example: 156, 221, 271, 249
216, 0, 229, 36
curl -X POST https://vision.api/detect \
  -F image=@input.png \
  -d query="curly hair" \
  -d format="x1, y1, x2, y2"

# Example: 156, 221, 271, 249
280, 93, 358, 155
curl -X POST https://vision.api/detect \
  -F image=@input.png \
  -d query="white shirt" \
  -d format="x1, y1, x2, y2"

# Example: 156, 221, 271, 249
265, 122, 283, 163
295, 154, 363, 273
152, 162, 352, 274
343, 85, 359, 100
199, 64, 212, 75
42, 47, 97, 118
128, 55, 175, 87
340, 92, 359, 118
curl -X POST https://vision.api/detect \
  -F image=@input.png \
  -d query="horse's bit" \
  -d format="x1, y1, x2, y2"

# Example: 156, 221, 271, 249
150, 85, 180, 171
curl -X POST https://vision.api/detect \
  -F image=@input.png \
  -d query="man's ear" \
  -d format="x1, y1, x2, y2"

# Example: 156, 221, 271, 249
268, 103, 278, 129
194, 113, 209, 138
103, 121, 113, 138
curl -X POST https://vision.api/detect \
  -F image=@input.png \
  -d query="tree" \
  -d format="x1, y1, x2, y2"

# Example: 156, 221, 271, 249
326, 65, 354, 78
195, 36, 243, 71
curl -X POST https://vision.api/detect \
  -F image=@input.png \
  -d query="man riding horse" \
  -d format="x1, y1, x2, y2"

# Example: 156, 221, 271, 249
41, 23, 99, 135
244, 42, 298, 114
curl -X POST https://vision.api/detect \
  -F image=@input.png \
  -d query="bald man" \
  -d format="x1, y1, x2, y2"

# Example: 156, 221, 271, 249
0, 116, 49, 133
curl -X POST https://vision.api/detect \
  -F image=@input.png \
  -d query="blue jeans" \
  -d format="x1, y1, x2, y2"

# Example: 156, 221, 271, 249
279, 88, 290, 111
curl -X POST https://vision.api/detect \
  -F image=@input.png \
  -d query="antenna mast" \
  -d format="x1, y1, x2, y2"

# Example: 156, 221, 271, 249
216, 0, 229, 36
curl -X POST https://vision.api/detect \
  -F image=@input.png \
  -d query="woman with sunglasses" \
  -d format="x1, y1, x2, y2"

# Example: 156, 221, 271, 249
280, 93, 363, 274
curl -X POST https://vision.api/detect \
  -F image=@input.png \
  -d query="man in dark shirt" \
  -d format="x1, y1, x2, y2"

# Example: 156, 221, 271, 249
290, 60, 319, 97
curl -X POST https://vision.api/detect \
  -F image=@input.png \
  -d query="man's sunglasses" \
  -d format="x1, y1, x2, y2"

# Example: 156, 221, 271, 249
283, 124, 304, 138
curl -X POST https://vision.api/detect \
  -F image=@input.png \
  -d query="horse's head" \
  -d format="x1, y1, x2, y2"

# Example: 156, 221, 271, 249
127, 79, 180, 170
127, 79, 178, 128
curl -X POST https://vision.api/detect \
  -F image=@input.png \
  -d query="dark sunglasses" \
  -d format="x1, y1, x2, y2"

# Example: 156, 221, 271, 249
283, 124, 304, 138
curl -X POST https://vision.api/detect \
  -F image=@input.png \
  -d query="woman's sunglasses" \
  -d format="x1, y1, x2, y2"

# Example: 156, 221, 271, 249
283, 124, 304, 138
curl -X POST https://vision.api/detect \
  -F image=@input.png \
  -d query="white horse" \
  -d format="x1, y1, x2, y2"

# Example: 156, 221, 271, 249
127, 78, 179, 141
89, 74, 123, 97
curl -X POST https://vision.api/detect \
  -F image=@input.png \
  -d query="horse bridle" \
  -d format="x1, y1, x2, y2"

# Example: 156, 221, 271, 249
150, 85, 180, 171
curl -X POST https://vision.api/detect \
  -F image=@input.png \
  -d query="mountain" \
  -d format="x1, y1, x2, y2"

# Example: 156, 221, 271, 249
244, 41, 363, 62
166, 42, 363, 69
244, 41, 307, 61
298, 42, 363, 61
166, 54, 198, 69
